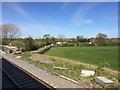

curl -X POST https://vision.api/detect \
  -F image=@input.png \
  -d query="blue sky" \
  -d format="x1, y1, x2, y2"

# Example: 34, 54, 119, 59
2, 2, 118, 38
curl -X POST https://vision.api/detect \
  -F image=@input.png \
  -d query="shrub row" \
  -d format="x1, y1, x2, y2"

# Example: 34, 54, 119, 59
38, 45, 53, 54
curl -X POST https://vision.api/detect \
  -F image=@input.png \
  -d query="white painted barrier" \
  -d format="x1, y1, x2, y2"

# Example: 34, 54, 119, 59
80, 69, 95, 77
95, 76, 113, 87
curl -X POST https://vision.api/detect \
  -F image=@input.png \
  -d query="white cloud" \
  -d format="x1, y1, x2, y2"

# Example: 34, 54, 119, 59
84, 19, 93, 23
72, 2, 96, 27
14, 6, 28, 17
6, 3, 38, 23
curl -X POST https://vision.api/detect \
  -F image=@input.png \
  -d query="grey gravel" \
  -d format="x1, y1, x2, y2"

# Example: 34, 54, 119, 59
0, 53, 83, 88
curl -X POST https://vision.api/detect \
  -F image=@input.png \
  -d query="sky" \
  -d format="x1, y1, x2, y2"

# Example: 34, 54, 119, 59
1, 2, 118, 38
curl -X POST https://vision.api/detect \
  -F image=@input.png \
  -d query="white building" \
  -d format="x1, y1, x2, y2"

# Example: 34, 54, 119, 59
56, 42, 62, 45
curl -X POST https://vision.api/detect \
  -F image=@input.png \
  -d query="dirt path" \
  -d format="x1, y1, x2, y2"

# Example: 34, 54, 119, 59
30, 54, 53, 64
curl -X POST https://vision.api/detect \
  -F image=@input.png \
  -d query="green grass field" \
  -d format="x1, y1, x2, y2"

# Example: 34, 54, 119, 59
46, 46, 118, 70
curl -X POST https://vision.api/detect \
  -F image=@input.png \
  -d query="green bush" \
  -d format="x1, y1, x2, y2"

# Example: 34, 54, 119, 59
24, 36, 37, 51
11, 40, 25, 49
57, 43, 74, 47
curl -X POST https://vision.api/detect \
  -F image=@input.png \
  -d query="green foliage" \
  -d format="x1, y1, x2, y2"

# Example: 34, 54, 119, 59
95, 33, 107, 46
76, 35, 84, 42
43, 34, 51, 39
42, 34, 57, 45
96, 33, 107, 38
11, 40, 25, 49
21, 51, 32, 61
96, 62, 110, 76
58, 43, 74, 47
24, 36, 37, 51
2, 39, 9, 45
95, 38, 107, 46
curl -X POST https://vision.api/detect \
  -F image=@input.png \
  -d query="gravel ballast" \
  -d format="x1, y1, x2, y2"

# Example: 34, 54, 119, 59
0, 53, 83, 88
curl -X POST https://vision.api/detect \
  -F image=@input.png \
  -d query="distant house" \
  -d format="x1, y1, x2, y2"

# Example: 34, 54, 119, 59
63, 42, 67, 44
56, 42, 62, 45
89, 42, 92, 44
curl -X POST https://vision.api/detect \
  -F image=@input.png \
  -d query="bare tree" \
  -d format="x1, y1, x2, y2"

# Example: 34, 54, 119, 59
1, 23, 21, 40
58, 34, 65, 42
1, 24, 9, 39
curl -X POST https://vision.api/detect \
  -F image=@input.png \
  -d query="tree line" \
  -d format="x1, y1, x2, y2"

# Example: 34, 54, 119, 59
0, 23, 119, 51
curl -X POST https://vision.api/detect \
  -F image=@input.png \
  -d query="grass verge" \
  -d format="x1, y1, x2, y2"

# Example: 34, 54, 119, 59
18, 51, 119, 88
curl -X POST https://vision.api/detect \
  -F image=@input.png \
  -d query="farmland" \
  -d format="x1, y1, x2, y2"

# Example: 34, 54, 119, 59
46, 46, 118, 70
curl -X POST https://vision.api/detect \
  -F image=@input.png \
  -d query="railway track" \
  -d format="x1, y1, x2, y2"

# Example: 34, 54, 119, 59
1, 67, 20, 89
0, 58, 55, 89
